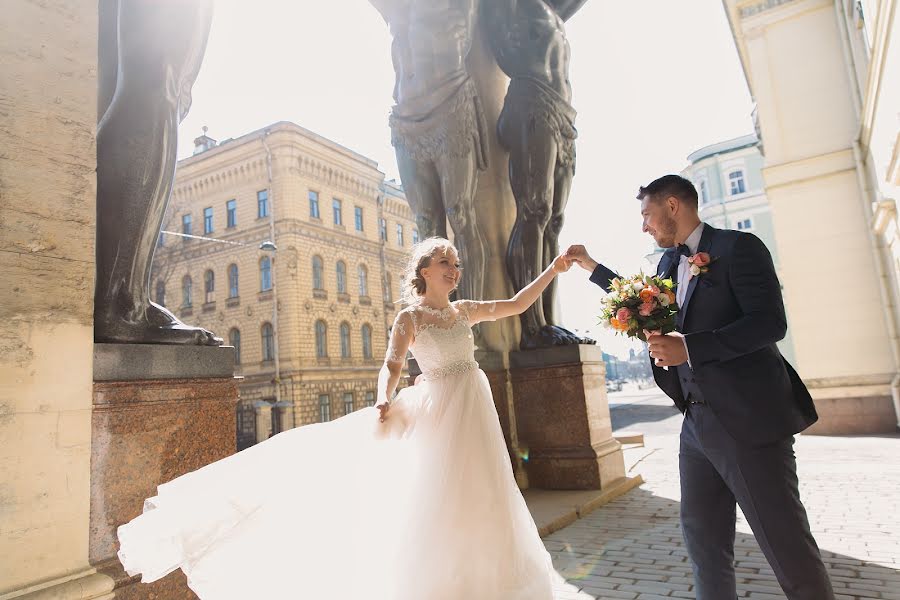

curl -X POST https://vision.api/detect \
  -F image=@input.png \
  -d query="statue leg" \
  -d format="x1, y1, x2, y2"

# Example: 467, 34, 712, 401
438, 151, 483, 303
95, 0, 219, 345
501, 115, 556, 349
541, 157, 587, 345
396, 149, 447, 238
542, 159, 572, 325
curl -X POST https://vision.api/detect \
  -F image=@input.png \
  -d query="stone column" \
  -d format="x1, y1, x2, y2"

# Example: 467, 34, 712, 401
0, 1, 115, 598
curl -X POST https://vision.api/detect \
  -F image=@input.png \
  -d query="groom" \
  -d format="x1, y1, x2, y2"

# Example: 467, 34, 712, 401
567, 175, 834, 600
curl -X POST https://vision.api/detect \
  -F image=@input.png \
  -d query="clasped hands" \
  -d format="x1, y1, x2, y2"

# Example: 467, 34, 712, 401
564, 245, 688, 368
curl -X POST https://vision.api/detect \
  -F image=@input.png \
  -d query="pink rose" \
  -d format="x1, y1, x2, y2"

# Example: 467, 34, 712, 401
639, 301, 655, 317
690, 252, 711, 267
615, 308, 632, 323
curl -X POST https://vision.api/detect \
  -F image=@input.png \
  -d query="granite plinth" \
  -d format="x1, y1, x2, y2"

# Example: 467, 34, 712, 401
510, 344, 626, 490
93, 343, 236, 381
90, 344, 238, 599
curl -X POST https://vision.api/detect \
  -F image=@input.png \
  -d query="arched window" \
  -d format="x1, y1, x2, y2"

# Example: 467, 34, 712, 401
155, 280, 166, 306
260, 256, 272, 292
358, 264, 369, 296
312, 255, 324, 290
228, 328, 241, 364
228, 264, 239, 298
383, 272, 392, 302
340, 322, 351, 358
728, 170, 746, 196
204, 269, 215, 303
261, 322, 275, 361
361, 324, 373, 359
336, 260, 347, 294
315, 319, 328, 358
182, 275, 193, 307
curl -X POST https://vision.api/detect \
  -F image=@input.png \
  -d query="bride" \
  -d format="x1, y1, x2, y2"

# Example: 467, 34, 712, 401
117, 237, 572, 599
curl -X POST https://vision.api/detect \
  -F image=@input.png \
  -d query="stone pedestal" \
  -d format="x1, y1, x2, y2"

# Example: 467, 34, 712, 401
511, 345, 627, 490
90, 344, 238, 600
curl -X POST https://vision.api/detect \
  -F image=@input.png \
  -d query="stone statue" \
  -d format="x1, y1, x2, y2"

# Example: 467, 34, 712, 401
482, 0, 591, 350
95, 0, 221, 345
370, 0, 489, 305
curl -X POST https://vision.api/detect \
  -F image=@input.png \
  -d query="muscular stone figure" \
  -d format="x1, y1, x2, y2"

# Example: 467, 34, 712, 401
95, 0, 221, 344
482, 0, 591, 350
370, 0, 489, 304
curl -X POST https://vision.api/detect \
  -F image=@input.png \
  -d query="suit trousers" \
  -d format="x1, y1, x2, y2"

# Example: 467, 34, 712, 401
679, 403, 834, 600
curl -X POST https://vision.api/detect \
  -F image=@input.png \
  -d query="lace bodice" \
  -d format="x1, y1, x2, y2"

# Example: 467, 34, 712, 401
385, 300, 498, 380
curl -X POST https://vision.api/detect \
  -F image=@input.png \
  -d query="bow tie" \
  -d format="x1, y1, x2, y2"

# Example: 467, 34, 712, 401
676, 244, 692, 258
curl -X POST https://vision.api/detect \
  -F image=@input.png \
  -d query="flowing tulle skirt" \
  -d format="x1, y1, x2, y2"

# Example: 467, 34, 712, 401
117, 368, 555, 599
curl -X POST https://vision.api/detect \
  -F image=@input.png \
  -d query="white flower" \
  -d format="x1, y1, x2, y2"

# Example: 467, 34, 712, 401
658, 294, 670, 307
632, 281, 645, 292
690, 264, 702, 277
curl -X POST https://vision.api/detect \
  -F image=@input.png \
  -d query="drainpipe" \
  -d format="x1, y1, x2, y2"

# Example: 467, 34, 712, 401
261, 130, 281, 407
834, 1, 900, 427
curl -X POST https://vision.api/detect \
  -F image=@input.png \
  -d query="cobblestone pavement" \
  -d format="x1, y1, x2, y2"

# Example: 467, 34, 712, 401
547, 387, 900, 599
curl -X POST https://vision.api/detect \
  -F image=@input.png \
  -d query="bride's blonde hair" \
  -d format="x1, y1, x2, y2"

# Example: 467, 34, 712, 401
400, 237, 458, 305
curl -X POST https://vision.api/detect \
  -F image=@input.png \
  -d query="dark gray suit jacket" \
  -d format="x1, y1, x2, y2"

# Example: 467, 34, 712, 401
590, 225, 817, 446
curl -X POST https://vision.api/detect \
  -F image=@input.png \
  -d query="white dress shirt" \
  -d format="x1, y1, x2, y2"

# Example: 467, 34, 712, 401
675, 222, 704, 369
676, 222, 705, 307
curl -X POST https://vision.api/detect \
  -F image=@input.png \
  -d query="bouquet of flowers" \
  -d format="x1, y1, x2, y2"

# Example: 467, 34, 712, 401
600, 274, 678, 342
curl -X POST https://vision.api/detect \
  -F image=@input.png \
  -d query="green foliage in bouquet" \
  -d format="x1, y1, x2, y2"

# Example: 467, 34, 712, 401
599, 274, 679, 342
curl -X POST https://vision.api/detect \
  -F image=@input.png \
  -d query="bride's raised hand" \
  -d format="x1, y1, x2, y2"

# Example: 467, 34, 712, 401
552, 253, 573, 274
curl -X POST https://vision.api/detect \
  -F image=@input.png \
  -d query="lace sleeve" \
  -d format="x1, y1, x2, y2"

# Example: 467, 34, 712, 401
453, 300, 499, 324
385, 310, 414, 365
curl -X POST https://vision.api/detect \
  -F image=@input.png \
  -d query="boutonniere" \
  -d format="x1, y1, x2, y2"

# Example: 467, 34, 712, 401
687, 252, 717, 279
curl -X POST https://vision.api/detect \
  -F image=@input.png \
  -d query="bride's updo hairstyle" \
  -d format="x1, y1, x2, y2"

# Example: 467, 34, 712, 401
401, 237, 458, 305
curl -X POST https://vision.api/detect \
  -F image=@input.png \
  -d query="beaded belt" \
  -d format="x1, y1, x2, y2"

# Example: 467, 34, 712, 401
421, 360, 479, 382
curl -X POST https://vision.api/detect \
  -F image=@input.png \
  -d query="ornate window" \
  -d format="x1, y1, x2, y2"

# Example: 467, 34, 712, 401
260, 256, 272, 291
229, 328, 241, 364
358, 264, 369, 296
182, 275, 192, 307
257, 189, 269, 218
336, 260, 347, 294
315, 320, 328, 358
319, 394, 331, 423
309, 190, 320, 219
261, 322, 275, 361
204, 269, 215, 303
361, 324, 373, 359
728, 170, 746, 196
312, 255, 324, 290
340, 322, 351, 358
228, 264, 239, 298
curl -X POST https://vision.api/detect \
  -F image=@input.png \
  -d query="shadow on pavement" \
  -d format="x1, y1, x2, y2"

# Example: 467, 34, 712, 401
546, 486, 899, 599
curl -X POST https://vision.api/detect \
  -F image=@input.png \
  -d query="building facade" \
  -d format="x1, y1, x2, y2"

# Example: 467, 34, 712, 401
723, 0, 900, 432
153, 122, 418, 448
682, 133, 797, 363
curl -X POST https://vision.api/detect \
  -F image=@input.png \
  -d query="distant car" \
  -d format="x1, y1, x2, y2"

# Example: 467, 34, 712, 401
606, 380, 622, 392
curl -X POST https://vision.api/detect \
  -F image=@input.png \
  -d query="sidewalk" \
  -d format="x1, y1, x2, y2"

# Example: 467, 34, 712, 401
542, 389, 900, 600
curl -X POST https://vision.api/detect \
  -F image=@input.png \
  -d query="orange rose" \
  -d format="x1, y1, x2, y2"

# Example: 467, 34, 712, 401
639, 287, 657, 302
665, 290, 676, 304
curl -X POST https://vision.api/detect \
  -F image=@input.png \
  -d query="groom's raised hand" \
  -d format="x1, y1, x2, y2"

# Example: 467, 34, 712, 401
564, 245, 599, 272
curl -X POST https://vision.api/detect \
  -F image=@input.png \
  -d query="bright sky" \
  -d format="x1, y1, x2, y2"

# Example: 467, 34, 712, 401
177, 0, 754, 359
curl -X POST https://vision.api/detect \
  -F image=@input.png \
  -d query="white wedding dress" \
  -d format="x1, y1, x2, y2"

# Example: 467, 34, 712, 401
117, 300, 555, 599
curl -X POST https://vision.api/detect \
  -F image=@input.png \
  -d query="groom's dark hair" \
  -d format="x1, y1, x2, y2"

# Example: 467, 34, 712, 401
637, 175, 698, 210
